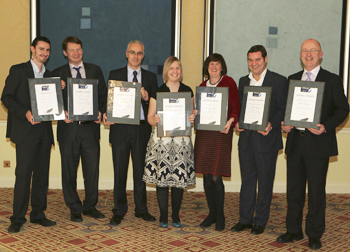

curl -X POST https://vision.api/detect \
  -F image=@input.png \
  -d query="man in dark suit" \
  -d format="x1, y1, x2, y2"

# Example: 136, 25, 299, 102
1, 37, 57, 233
52, 36, 107, 222
104, 40, 157, 225
277, 39, 349, 250
232, 45, 288, 235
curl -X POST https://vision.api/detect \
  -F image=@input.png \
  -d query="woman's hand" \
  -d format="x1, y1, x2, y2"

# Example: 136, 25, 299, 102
221, 117, 234, 134
189, 110, 198, 123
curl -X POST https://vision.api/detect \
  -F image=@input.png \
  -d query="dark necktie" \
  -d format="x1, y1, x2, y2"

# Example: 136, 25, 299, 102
133, 71, 138, 82
73, 67, 82, 78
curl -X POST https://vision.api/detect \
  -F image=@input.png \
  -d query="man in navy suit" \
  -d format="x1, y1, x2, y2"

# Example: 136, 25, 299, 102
53, 36, 107, 222
232, 45, 288, 235
104, 40, 157, 225
277, 39, 349, 250
2, 36, 56, 233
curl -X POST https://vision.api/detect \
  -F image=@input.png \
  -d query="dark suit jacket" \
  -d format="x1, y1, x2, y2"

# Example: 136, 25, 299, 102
1, 61, 54, 145
52, 62, 107, 143
238, 69, 288, 152
285, 68, 349, 158
108, 66, 158, 143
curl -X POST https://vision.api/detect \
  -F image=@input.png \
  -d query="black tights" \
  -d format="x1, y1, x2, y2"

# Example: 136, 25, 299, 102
203, 174, 225, 225
156, 186, 183, 223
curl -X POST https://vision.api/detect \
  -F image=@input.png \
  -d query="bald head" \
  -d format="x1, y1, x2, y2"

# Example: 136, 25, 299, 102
300, 39, 323, 71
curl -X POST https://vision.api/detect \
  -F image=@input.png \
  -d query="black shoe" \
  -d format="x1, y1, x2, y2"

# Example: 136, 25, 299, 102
8, 223, 22, 233
199, 215, 216, 227
30, 217, 56, 227
308, 237, 322, 250
251, 225, 265, 235
215, 215, 225, 231
83, 208, 105, 219
135, 212, 156, 222
70, 213, 83, 222
277, 232, 304, 243
110, 215, 124, 226
231, 222, 253, 232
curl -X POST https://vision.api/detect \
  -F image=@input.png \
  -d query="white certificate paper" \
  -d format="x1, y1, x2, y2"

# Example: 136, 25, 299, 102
35, 83, 59, 115
244, 91, 266, 125
163, 98, 186, 131
73, 83, 93, 115
200, 93, 222, 125
112, 87, 136, 118
290, 87, 318, 122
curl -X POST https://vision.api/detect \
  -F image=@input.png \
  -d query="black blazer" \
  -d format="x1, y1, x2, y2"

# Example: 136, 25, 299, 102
52, 63, 107, 143
107, 66, 158, 143
1, 61, 54, 145
238, 69, 288, 152
285, 68, 349, 158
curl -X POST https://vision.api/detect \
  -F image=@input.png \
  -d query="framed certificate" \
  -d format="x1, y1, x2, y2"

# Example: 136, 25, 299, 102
157, 92, 192, 137
28, 77, 65, 122
284, 80, 325, 129
194, 86, 228, 131
106, 80, 142, 124
67, 78, 99, 121
239, 86, 272, 131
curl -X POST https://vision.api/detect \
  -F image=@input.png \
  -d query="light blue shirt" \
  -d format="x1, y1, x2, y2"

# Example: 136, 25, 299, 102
30, 59, 46, 78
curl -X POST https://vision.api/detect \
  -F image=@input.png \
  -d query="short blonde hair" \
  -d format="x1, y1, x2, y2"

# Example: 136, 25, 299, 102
163, 56, 183, 83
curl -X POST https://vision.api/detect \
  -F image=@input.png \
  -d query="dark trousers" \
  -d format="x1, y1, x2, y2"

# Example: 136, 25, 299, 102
10, 124, 52, 224
238, 141, 278, 227
111, 123, 149, 216
59, 124, 100, 214
286, 132, 329, 238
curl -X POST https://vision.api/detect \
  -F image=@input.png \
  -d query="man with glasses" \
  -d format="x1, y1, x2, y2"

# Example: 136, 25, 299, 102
277, 39, 349, 250
104, 40, 158, 225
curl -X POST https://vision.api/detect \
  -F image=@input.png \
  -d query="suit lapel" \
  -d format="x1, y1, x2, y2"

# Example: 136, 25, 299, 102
261, 70, 270, 86
25, 61, 35, 78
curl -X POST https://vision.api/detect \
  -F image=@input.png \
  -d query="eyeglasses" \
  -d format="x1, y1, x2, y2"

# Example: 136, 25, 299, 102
128, 50, 144, 57
301, 48, 321, 54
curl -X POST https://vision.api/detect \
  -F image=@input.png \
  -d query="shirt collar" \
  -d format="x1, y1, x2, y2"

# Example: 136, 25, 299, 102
248, 68, 267, 81
69, 61, 84, 71
128, 65, 141, 75
30, 59, 46, 75
303, 65, 320, 78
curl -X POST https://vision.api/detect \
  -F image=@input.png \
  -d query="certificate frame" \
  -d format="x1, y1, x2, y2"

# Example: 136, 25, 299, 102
239, 86, 272, 131
157, 92, 192, 137
106, 80, 142, 124
67, 78, 99, 121
284, 80, 325, 129
28, 77, 64, 122
194, 86, 228, 131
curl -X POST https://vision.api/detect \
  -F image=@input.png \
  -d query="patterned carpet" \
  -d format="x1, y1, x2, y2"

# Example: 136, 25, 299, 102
0, 188, 350, 251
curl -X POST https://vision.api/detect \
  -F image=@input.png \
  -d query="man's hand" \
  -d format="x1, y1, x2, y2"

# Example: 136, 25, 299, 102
141, 87, 149, 101
95, 111, 102, 123
308, 124, 325, 135
258, 122, 272, 136
64, 111, 73, 124
103, 113, 115, 125
26, 110, 40, 125
61, 80, 66, 89
281, 121, 293, 133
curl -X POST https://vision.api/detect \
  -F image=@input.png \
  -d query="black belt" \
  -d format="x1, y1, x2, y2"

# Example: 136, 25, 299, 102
78, 121, 93, 125
294, 129, 305, 136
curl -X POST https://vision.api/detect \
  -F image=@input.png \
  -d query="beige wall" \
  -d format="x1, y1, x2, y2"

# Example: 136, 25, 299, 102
0, 0, 30, 120
1, 0, 350, 193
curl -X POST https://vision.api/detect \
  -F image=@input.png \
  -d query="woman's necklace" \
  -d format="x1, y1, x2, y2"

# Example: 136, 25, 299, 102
209, 76, 223, 86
